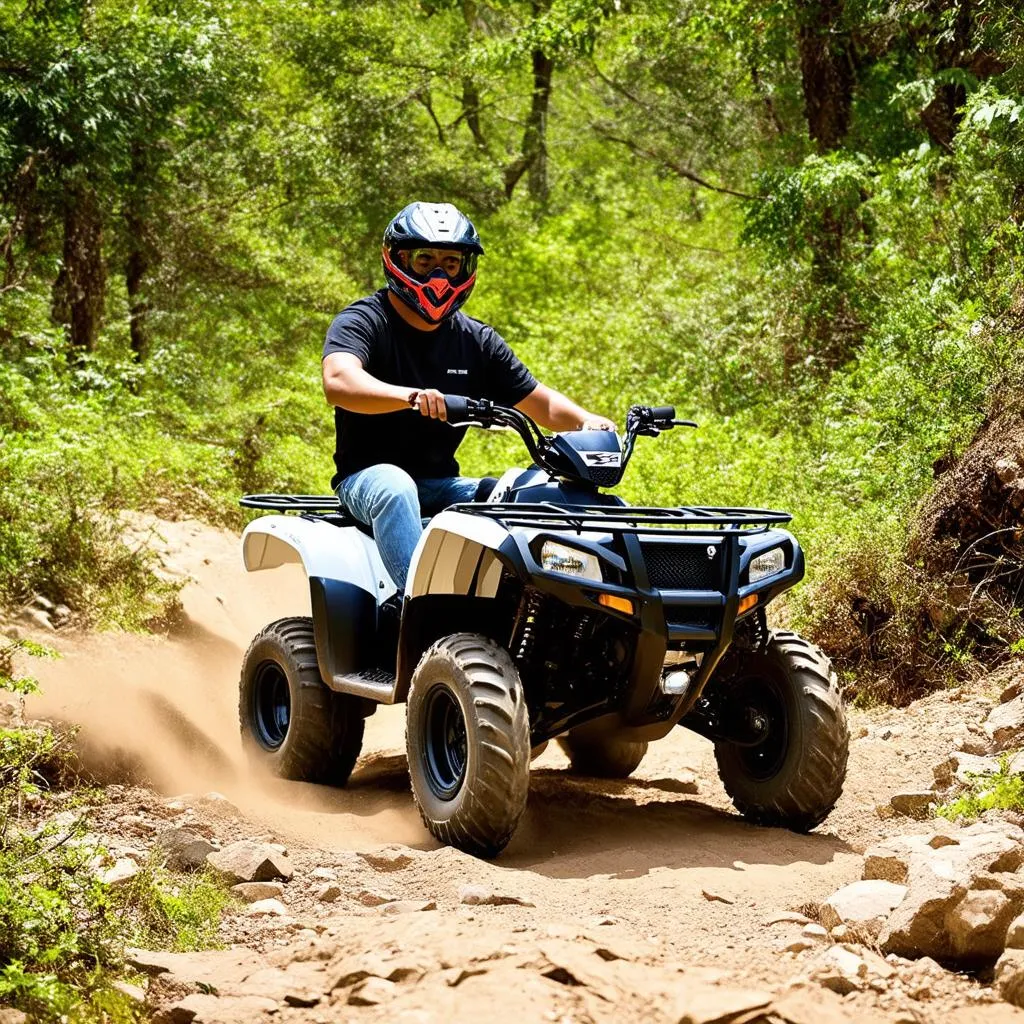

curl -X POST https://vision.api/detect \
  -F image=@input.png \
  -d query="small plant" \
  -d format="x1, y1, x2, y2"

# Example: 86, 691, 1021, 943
936, 755, 1024, 822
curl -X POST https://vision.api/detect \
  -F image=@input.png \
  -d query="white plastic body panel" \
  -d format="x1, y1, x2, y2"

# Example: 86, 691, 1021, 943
241, 515, 396, 602
407, 510, 511, 599
487, 467, 527, 503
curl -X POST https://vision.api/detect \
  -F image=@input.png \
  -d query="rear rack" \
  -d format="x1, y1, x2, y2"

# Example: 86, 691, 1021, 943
240, 494, 341, 513
449, 502, 791, 535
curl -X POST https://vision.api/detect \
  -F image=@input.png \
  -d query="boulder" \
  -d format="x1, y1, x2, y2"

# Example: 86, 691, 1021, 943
101, 857, 141, 887
155, 828, 216, 872
808, 946, 869, 995
348, 977, 397, 1006
1006, 912, 1024, 949
879, 854, 967, 960
998, 948, 1024, 1008
946, 888, 1016, 961
985, 695, 1024, 750
206, 841, 293, 884
377, 900, 436, 915
890, 790, 936, 818
933, 752, 1001, 792
230, 882, 284, 903
819, 880, 907, 940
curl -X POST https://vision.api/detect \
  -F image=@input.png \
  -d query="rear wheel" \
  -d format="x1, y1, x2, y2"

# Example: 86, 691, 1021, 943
239, 617, 364, 784
558, 734, 648, 779
406, 633, 530, 858
712, 631, 848, 832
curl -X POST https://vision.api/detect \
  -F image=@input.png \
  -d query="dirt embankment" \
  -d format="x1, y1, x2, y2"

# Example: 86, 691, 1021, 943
7, 514, 1024, 1024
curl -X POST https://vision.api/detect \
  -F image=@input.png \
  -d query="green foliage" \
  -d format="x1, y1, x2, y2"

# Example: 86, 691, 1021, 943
0, 647, 230, 1021
937, 756, 1024, 823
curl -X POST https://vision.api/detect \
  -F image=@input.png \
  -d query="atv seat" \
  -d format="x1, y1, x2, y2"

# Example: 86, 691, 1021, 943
314, 511, 433, 537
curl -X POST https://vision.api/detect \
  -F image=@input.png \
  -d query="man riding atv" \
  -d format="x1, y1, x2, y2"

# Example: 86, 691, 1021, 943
321, 200, 614, 593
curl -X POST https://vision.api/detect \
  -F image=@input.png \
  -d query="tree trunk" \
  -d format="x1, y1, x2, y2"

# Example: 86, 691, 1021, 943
125, 208, 149, 362
795, 0, 853, 153
52, 180, 105, 352
504, 37, 554, 203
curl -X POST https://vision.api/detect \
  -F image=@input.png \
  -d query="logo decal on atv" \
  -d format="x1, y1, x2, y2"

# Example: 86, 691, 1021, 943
580, 451, 622, 467
706, 545, 717, 559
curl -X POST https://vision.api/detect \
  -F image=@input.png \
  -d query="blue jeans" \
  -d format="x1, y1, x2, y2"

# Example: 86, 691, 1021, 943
336, 465, 480, 591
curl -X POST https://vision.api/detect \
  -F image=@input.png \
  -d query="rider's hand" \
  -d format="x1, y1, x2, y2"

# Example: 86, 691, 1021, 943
411, 388, 447, 421
580, 414, 616, 431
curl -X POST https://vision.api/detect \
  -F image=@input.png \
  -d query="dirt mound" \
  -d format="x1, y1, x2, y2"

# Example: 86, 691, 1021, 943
910, 400, 1024, 659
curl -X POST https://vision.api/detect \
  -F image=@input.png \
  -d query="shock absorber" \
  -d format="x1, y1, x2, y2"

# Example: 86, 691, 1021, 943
514, 591, 545, 668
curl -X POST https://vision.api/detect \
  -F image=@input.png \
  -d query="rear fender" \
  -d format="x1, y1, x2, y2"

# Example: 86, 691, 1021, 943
241, 515, 394, 684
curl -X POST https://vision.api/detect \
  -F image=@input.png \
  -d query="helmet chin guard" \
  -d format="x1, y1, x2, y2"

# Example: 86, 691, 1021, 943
381, 202, 483, 324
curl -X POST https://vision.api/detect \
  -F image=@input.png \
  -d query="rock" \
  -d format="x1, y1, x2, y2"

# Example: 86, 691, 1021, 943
112, 980, 146, 1003
1006, 912, 1024, 949
997, 948, 1024, 1008
230, 881, 284, 903
958, 734, 994, 755
0, 1010, 28, 1024
32, 593, 54, 612
879, 854, 967, 960
155, 828, 216, 872
101, 857, 141, 887
934, 752, 1001, 791
985, 695, 1024, 750
310, 867, 337, 881
244, 898, 288, 916
890, 790, 936, 818
20, 608, 54, 631
317, 884, 342, 903
946, 888, 1016, 961
809, 946, 868, 995
378, 900, 436, 915
819, 879, 908, 940
352, 889, 396, 907
348, 977, 397, 1006
784, 938, 816, 954
801, 923, 829, 941
206, 840, 293, 884
1002, 678, 1024, 705
196, 792, 240, 817
53, 603, 71, 624
358, 846, 415, 872
458, 884, 534, 907
764, 911, 812, 926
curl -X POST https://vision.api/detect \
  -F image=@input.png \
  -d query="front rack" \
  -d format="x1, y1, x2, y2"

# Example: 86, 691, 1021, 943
239, 495, 793, 536
449, 502, 791, 535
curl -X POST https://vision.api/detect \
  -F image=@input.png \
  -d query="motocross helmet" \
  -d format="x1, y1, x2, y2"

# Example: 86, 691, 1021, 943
382, 202, 484, 325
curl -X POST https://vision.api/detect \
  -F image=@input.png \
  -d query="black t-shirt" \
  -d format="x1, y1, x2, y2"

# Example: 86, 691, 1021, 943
322, 290, 538, 487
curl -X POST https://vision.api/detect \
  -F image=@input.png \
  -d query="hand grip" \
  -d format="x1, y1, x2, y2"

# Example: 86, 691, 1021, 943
650, 405, 676, 422
443, 395, 471, 422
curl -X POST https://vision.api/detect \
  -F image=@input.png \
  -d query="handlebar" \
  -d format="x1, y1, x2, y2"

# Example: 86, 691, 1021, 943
442, 395, 695, 481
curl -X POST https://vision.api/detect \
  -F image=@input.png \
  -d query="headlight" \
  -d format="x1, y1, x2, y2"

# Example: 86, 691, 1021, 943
749, 547, 786, 583
540, 541, 603, 582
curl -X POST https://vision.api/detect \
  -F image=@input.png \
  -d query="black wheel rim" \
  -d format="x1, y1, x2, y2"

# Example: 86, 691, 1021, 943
252, 661, 290, 750
736, 676, 789, 782
422, 685, 468, 800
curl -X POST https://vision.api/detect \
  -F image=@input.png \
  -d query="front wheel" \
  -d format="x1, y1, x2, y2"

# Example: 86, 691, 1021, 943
711, 631, 848, 832
406, 633, 530, 858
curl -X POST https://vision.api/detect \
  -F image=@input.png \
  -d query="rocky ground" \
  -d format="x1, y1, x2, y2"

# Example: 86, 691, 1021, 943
5, 515, 1024, 1024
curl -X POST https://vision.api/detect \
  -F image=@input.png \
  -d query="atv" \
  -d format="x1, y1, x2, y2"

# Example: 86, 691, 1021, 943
238, 399, 849, 857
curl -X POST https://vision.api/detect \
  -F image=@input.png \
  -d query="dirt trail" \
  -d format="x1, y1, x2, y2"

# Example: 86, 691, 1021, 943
22, 516, 1021, 1021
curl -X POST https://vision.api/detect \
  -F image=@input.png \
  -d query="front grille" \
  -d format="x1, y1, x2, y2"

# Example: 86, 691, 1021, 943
642, 541, 723, 590
588, 467, 622, 488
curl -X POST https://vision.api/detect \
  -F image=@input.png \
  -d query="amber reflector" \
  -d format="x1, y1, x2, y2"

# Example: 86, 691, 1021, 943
598, 594, 634, 615
738, 594, 759, 615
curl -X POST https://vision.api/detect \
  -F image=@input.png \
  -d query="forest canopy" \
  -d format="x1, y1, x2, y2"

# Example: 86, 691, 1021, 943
1, 0, 1022, 696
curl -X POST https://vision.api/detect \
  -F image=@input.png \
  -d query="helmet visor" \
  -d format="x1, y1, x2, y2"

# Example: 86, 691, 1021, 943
402, 247, 477, 282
